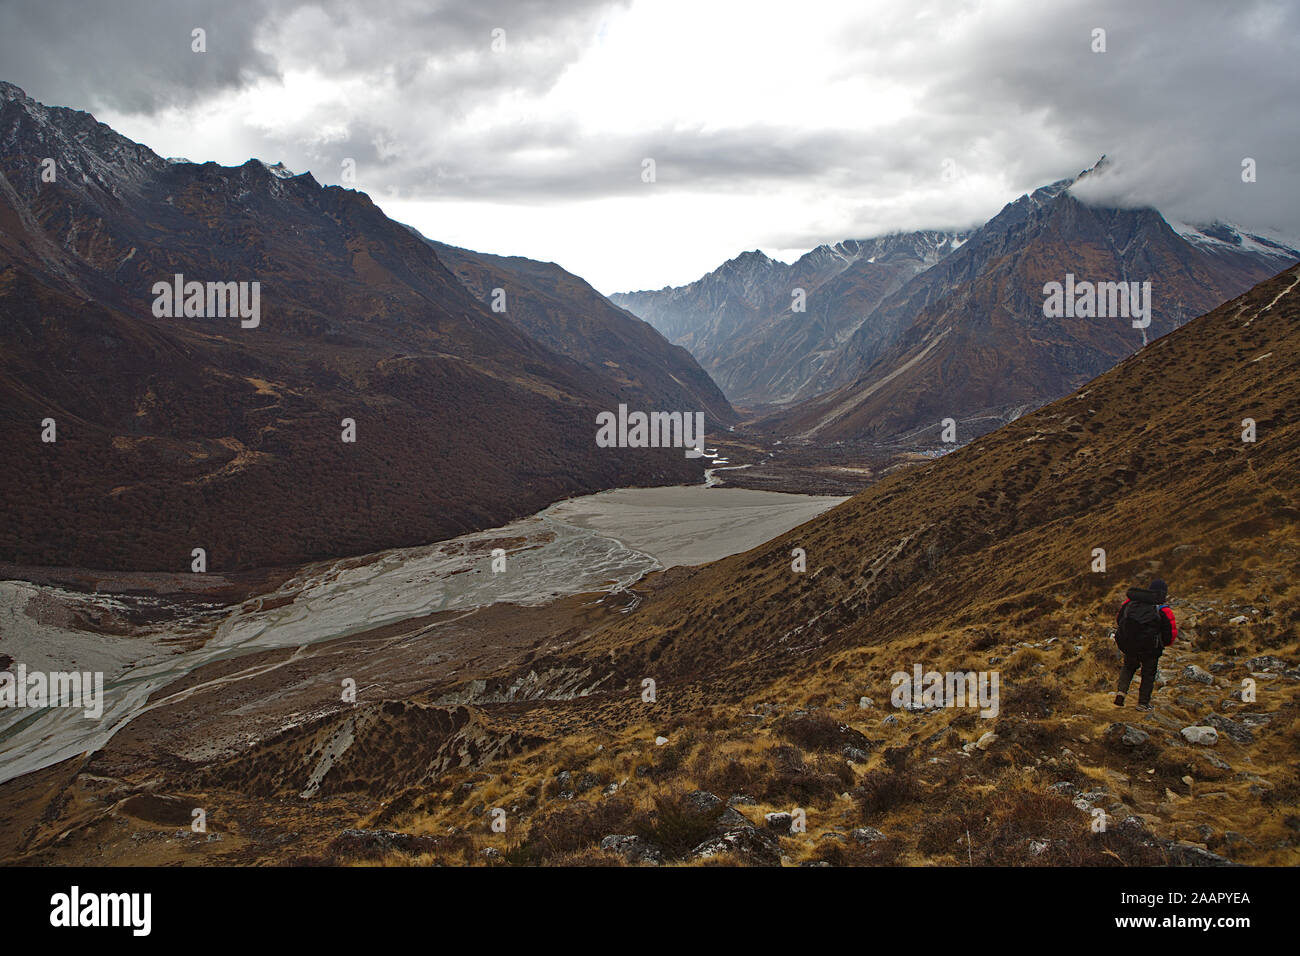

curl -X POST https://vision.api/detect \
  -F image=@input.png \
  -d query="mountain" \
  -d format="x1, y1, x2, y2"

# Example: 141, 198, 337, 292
762, 163, 1300, 443
8, 264, 1296, 867
612, 231, 968, 406
0, 82, 732, 572
416, 238, 735, 425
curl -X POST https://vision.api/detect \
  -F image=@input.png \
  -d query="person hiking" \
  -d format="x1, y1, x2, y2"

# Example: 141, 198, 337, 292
1113, 578, 1177, 711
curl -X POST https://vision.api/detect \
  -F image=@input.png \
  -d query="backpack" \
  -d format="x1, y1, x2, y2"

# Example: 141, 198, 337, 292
1116, 587, 1168, 656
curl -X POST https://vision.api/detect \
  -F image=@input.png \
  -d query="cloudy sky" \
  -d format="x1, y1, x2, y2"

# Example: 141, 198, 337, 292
2, 0, 1297, 293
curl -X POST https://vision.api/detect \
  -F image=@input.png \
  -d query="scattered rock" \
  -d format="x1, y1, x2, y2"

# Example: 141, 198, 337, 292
1163, 841, 1239, 867
881, 715, 898, 727
1183, 665, 1214, 685
686, 790, 752, 828
1106, 723, 1151, 748
975, 731, 999, 751
851, 827, 886, 844
1206, 713, 1253, 744
1245, 655, 1291, 672
654, 736, 669, 746
331, 829, 440, 858
1180, 725, 1219, 746
690, 827, 781, 866
600, 834, 663, 865
765, 811, 794, 832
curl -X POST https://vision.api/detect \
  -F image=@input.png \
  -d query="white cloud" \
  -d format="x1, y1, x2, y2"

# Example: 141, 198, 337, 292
3, 0, 1297, 292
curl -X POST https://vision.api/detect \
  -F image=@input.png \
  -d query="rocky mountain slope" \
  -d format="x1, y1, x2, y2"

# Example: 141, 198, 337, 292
420, 238, 735, 425
613, 232, 968, 406
763, 163, 1300, 443
0, 82, 732, 571
4, 265, 1295, 867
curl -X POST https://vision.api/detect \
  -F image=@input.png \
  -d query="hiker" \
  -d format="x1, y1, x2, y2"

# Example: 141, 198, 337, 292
1113, 578, 1177, 711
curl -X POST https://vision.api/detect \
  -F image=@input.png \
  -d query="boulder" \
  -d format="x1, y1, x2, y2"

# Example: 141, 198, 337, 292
690, 827, 782, 866
600, 834, 663, 865
1180, 725, 1219, 746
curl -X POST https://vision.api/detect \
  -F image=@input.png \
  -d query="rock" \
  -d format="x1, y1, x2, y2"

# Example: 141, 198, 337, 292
690, 827, 781, 866
1163, 841, 1239, 867
765, 811, 794, 832
881, 715, 898, 727
975, 731, 998, 751
727, 794, 757, 807
1228, 615, 1249, 625
481, 846, 502, 860
558, 790, 575, 800
1206, 713, 1253, 743
600, 834, 663, 865
1106, 723, 1151, 748
576, 772, 601, 792
332, 829, 439, 857
1029, 839, 1050, 856
1183, 665, 1214, 685
1116, 815, 1147, 835
851, 827, 886, 844
654, 736, 669, 746
858, 696, 874, 709
841, 745, 872, 763
1180, 725, 1219, 746
685, 790, 724, 812
603, 783, 619, 795
685, 790, 752, 829
1245, 655, 1291, 672
555, 770, 572, 786
1048, 781, 1079, 797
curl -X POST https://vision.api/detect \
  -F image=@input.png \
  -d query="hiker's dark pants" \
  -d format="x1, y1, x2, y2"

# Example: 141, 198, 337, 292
1118, 652, 1161, 705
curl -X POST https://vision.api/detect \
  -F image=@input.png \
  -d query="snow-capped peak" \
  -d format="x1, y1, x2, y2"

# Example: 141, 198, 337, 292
258, 160, 297, 179
1164, 216, 1300, 259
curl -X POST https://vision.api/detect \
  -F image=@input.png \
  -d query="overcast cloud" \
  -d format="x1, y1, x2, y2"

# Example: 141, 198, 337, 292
2, 0, 1296, 292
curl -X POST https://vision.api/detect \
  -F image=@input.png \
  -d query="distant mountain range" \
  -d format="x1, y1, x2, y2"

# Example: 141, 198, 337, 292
612, 231, 969, 406
616, 161, 1300, 444
0, 81, 735, 571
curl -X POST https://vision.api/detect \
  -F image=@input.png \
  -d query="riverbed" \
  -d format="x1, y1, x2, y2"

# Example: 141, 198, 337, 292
0, 482, 846, 783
